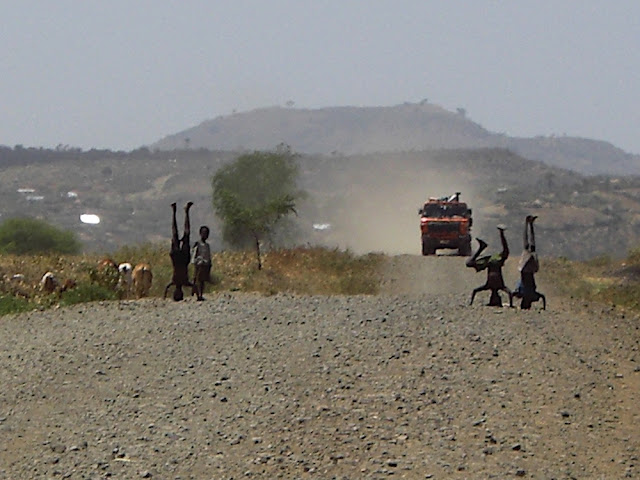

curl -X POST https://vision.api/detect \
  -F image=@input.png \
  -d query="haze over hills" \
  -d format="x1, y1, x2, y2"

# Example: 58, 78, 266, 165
3, 103, 640, 259
151, 102, 640, 176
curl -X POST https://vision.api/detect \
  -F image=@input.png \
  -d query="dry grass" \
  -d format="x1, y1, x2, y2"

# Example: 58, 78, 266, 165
0, 246, 384, 316
211, 247, 383, 295
540, 250, 640, 311
5, 242, 640, 316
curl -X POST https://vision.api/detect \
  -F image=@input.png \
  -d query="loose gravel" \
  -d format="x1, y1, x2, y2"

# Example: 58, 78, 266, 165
0, 255, 638, 479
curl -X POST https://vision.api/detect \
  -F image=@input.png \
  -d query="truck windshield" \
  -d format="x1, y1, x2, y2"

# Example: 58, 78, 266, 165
423, 203, 468, 218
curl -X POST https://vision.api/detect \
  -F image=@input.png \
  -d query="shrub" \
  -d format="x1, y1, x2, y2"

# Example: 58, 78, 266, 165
585, 255, 612, 268
58, 283, 119, 306
627, 246, 640, 265
0, 294, 33, 316
0, 217, 81, 255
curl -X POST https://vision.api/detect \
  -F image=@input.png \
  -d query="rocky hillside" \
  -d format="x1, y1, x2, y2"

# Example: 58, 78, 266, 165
2, 147, 640, 260
151, 103, 640, 176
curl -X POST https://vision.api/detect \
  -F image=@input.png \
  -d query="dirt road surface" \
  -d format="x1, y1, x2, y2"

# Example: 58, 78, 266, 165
0, 254, 638, 479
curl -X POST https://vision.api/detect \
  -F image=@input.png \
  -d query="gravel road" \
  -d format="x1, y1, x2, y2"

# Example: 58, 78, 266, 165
1, 255, 638, 479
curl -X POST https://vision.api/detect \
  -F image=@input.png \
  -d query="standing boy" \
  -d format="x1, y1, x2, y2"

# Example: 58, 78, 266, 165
191, 225, 212, 301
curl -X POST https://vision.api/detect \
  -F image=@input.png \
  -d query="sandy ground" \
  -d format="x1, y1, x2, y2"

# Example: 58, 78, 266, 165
0, 254, 638, 479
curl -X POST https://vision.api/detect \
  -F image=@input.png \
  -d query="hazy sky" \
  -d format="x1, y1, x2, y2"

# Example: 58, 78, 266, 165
2, 1, 639, 153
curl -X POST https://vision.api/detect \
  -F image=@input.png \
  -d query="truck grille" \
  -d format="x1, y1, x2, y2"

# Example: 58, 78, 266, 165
428, 222, 460, 234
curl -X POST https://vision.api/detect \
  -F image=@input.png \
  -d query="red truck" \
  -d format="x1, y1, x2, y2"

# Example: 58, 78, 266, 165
419, 192, 473, 256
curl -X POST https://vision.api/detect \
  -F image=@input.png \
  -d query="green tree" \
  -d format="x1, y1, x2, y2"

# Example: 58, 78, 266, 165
0, 217, 82, 255
212, 146, 302, 269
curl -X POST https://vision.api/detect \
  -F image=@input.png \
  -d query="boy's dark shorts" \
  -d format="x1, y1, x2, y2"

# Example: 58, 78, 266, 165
194, 263, 211, 283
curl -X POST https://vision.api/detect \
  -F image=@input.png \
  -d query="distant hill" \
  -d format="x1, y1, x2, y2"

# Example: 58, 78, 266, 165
152, 103, 640, 176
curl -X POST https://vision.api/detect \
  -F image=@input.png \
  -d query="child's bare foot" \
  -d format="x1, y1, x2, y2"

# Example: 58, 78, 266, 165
185, 201, 194, 211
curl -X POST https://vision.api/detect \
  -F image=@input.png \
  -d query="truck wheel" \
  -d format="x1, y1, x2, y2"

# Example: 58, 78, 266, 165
422, 242, 435, 256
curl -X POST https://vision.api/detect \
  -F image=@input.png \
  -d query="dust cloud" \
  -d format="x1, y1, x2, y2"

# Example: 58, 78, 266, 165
307, 165, 480, 255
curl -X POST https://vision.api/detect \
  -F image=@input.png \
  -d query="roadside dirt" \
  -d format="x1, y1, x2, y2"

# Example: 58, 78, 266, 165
0, 254, 638, 479
379, 253, 506, 297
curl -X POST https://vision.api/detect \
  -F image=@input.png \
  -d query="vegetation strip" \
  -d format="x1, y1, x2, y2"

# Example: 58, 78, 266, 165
0, 246, 383, 316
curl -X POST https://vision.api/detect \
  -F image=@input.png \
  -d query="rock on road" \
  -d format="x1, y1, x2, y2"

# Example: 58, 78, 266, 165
0, 254, 638, 479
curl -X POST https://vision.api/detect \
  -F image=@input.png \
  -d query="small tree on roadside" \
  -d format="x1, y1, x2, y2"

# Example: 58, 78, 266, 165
212, 146, 303, 269
0, 217, 82, 255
